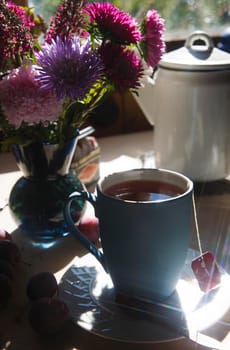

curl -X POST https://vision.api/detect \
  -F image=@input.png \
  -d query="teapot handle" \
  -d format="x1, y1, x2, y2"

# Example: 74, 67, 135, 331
63, 191, 108, 272
185, 31, 214, 54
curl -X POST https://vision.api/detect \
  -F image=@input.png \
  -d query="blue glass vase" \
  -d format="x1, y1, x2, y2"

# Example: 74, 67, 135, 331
9, 133, 86, 242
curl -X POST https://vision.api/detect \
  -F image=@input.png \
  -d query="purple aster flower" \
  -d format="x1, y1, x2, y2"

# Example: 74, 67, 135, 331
85, 2, 142, 45
101, 43, 144, 91
0, 65, 62, 128
140, 9, 165, 68
36, 36, 104, 101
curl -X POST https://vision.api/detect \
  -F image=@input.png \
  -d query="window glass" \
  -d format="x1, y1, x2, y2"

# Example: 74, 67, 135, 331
29, 0, 230, 40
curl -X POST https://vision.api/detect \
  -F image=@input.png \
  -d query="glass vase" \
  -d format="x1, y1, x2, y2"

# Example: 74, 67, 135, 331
9, 133, 86, 242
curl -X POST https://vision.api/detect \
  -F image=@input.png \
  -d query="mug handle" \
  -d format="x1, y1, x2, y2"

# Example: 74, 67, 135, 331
63, 191, 108, 272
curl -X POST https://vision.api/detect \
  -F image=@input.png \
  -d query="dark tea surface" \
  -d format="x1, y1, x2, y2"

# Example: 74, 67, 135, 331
104, 180, 184, 202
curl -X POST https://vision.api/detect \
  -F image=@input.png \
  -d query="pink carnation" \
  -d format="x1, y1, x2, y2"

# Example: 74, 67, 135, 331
0, 65, 63, 128
141, 9, 165, 67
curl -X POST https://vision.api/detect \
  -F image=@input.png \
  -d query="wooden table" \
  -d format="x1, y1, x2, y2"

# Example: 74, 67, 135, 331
0, 130, 229, 350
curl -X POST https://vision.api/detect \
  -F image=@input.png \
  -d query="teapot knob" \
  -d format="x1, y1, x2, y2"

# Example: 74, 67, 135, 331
185, 31, 214, 56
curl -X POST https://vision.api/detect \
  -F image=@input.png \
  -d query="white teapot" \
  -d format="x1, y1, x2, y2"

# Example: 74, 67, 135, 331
135, 31, 230, 181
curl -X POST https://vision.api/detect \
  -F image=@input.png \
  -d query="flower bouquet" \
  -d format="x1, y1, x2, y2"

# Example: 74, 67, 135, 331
0, 0, 165, 148
0, 0, 165, 240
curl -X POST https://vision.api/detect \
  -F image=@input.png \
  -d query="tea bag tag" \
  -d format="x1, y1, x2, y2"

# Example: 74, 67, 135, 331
191, 251, 221, 292
191, 195, 221, 292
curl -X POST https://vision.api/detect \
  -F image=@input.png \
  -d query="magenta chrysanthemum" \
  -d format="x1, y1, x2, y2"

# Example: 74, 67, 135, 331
36, 36, 104, 101
0, 65, 62, 128
141, 9, 165, 67
101, 43, 144, 91
85, 2, 142, 44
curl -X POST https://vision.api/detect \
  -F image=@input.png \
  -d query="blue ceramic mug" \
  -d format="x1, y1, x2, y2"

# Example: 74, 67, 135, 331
64, 168, 193, 302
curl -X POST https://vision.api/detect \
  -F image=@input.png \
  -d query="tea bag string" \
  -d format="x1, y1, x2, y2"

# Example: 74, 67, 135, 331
192, 193, 203, 257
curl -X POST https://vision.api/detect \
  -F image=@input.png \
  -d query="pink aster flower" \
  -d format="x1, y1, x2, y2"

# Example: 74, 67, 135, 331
0, 65, 62, 128
85, 2, 142, 44
101, 43, 144, 91
141, 9, 165, 68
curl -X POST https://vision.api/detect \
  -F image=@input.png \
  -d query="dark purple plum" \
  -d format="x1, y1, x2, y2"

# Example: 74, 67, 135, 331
28, 297, 70, 334
0, 240, 21, 265
0, 259, 14, 280
0, 273, 13, 307
26, 272, 58, 301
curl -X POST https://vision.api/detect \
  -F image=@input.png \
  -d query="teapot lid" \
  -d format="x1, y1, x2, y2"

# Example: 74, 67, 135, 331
160, 31, 230, 71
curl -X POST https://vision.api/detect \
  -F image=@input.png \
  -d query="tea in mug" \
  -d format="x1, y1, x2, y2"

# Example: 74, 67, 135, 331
104, 180, 184, 202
